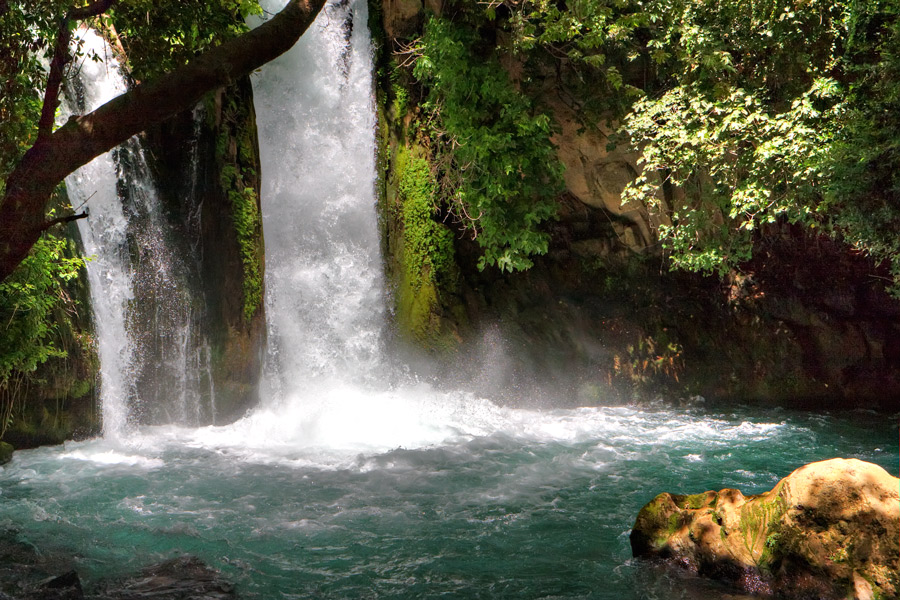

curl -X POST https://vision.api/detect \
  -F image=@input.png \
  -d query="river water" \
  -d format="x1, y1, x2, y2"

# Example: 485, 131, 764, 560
0, 405, 895, 598
1, 1, 896, 598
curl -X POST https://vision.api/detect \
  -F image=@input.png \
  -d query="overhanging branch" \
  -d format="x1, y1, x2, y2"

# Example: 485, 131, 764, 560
1, 0, 327, 283
40, 212, 89, 232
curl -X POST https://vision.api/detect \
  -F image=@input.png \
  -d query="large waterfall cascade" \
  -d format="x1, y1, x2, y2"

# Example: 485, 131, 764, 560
255, 0, 385, 396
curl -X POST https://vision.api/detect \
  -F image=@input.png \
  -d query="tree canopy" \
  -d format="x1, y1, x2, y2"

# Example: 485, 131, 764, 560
405, 0, 900, 291
0, 0, 326, 284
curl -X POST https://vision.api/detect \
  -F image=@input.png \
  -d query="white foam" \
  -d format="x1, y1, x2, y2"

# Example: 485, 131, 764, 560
60, 449, 164, 468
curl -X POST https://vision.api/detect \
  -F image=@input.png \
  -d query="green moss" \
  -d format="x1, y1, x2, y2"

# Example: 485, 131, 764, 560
678, 492, 712, 510
390, 145, 460, 348
215, 95, 264, 323
227, 185, 263, 322
666, 513, 680, 536
398, 150, 454, 293
739, 495, 788, 570
636, 494, 681, 549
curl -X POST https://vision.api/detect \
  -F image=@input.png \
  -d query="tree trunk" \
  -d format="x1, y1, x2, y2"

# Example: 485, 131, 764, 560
0, 0, 326, 283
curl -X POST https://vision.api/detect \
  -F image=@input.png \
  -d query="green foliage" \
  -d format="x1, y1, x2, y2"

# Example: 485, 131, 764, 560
507, 0, 653, 111
0, 0, 71, 190
492, 0, 900, 291
112, 0, 262, 81
413, 16, 564, 272
607, 0, 900, 290
0, 234, 83, 382
622, 82, 834, 276
821, 1, 900, 295
608, 0, 847, 277
0, 232, 85, 437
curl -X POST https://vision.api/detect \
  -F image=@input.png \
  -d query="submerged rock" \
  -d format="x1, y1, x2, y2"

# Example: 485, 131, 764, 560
31, 571, 83, 600
0, 442, 12, 465
0, 539, 235, 600
99, 556, 236, 600
631, 458, 900, 599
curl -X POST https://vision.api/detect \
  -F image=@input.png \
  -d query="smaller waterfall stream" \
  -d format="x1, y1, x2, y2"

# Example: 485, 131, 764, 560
63, 31, 134, 437
63, 29, 216, 436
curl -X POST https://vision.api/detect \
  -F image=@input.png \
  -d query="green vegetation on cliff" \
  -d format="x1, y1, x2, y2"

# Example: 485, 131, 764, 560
393, 146, 459, 345
509, 0, 900, 292
412, 16, 565, 272
0, 231, 86, 437
400, 0, 900, 292
216, 105, 264, 323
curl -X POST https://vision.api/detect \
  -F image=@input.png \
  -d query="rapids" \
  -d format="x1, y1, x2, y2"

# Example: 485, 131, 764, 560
0, 405, 895, 598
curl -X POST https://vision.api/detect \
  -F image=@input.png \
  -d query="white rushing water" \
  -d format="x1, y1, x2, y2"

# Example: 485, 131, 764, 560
63, 29, 214, 437
63, 30, 135, 438
254, 0, 384, 398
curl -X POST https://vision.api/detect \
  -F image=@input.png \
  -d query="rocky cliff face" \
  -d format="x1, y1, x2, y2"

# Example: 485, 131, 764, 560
631, 459, 900, 599
372, 0, 900, 409
146, 78, 266, 423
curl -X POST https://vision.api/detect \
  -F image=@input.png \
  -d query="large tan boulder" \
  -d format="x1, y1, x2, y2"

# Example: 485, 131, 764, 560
631, 458, 900, 599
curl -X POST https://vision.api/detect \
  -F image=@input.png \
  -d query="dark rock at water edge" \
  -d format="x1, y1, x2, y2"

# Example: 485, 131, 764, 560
97, 557, 235, 600
0, 442, 12, 465
0, 534, 236, 600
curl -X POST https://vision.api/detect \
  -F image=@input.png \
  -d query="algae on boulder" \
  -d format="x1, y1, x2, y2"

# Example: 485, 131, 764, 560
631, 458, 900, 599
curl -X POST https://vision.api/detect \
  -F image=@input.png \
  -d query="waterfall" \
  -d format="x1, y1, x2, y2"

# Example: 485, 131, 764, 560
253, 0, 383, 402
63, 31, 134, 438
63, 29, 215, 436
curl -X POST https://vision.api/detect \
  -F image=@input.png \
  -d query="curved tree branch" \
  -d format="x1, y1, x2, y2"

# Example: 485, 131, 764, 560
40, 212, 89, 233
0, 0, 327, 283
38, 1, 120, 142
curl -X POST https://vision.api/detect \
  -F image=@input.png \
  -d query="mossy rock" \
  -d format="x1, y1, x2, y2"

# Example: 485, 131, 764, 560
631, 459, 900, 599
0, 442, 12, 465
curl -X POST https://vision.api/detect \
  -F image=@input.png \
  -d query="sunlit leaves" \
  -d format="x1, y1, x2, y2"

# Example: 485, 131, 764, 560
413, 17, 564, 272
0, 233, 85, 385
111, 0, 263, 81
